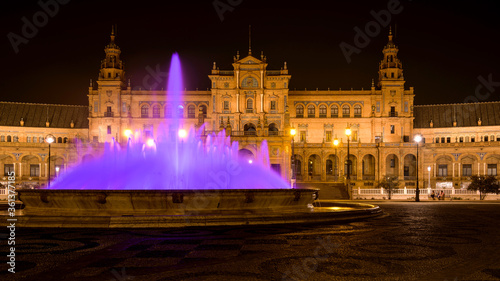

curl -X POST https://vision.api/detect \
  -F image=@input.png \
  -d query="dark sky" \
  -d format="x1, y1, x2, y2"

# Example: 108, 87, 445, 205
1, 0, 499, 106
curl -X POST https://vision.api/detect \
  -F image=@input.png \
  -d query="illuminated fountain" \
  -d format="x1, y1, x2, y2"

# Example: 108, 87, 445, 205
16, 54, 381, 227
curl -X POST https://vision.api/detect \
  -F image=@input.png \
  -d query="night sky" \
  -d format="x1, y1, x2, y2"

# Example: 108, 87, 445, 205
1, 0, 499, 106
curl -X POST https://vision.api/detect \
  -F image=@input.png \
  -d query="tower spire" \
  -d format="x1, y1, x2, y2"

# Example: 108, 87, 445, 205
248, 25, 252, 56
110, 25, 116, 43
388, 26, 393, 42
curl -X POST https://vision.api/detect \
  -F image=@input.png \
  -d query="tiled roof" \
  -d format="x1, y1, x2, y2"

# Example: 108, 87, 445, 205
414, 101, 500, 128
0, 102, 88, 128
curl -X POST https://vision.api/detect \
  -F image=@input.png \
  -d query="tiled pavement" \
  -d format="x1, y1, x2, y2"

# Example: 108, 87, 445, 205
1, 202, 500, 281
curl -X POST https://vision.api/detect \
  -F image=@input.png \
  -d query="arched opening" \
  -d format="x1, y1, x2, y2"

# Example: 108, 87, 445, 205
164, 105, 172, 118
57, 137, 63, 143
403, 154, 416, 180
308, 154, 321, 180
386, 154, 399, 177
354, 104, 362, 117
307, 105, 315, 118
238, 149, 254, 163
319, 105, 327, 118
21, 155, 40, 178
177, 105, 184, 118
331, 105, 339, 118
1, 155, 14, 177
342, 105, 350, 118
244, 123, 256, 136
268, 123, 278, 136
326, 154, 339, 180
291, 155, 303, 180
344, 154, 357, 179
362, 154, 376, 180
460, 155, 478, 180
6, 136, 12, 142
63, 137, 68, 143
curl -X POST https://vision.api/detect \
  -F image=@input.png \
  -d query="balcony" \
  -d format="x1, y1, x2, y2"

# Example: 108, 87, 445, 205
246, 109, 254, 113
389, 112, 398, 117
362, 175, 375, 181
104, 112, 114, 117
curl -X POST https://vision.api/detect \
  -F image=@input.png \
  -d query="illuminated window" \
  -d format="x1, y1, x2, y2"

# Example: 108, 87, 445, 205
319, 105, 327, 118
354, 105, 362, 117
4, 164, 14, 176
307, 105, 315, 118
296, 105, 304, 117
463, 164, 472, 176
438, 165, 448, 177
141, 105, 149, 118
30, 164, 40, 177
488, 164, 497, 176
27, 136, 31, 143
188, 105, 196, 118
331, 105, 338, 117
271, 101, 276, 110
342, 105, 350, 117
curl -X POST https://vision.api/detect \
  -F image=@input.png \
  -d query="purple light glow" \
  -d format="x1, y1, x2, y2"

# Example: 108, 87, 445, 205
50, 54, 289, 190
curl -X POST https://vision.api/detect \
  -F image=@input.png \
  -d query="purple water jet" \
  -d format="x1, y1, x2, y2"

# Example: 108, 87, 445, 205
50, 53, 289, 190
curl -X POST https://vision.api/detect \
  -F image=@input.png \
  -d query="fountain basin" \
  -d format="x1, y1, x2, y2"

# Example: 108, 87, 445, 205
18, 188, 318, 216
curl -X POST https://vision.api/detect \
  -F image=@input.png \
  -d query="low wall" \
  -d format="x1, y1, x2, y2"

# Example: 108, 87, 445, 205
353, 187, 500, 200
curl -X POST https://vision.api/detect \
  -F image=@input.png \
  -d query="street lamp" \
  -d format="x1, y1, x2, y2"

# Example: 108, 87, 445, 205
290, 128, 297, 188
45, 134, 55, 188
333, 137, 339, 181
414, 134, 422, 202
427, 166, 431, 189
345, 127, 352, 199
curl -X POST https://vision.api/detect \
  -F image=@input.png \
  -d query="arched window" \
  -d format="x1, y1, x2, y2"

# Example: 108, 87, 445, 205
342, 105, 350, 117
307, 105, 315, 118
269, 123, 279, 136
57, 137, 63, 143
319, 105, 327, 118
63, 137, 68, 143
13, 136, 18, 142
187, 105, 196, 118
164, 105, 172, 118
177, 105, 184, 118
331, 105, 339, 117
296, 105, 304, 118
6, 136, 11, 142
141, 105, 149, 118
244, 123, 256, 136
326, 160, 333, 175
354, 104, 362, 117
152, 105, 160, 118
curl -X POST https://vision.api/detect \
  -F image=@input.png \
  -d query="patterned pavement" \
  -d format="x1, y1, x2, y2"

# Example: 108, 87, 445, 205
1, 202, 500, 281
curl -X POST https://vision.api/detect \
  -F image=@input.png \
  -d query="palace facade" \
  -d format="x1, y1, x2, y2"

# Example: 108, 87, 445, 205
1, 29, 499, 196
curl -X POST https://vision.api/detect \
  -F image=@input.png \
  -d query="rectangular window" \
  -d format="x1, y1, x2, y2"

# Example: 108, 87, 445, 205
4, 164, 14, 176
319, 106, 327, 118
471, 137, 475, 142
446, 137, 451, 143
27, 136, 31, 143
331, 106, 338, 117
441, 137, 445, 143
107, 106, 112, 113
435, 137, 439, 143
39, 137, 44, 143
94, 101, 99, 113
153, 107, 161, 118
484, 136, 488, 142
403, 136, 409, 142
463, 164, 472, 176
270, 101, 276, 110
438, 164, 448, 177
487, 164, 497, 176
30, 164, 40, 177
459, 137, 463, 143
224, 101, 229, 110
0, 136, 4, 142
326, 131, 332, 142
390, 125, 395, 134
107, 126, 111, 135
300, 131, 306, 142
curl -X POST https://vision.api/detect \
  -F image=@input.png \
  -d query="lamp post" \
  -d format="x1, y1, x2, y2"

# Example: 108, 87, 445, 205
45, 134, 55, 188
333, 137, 339, 181
427, 166, 431, 189
290, 128, 297, 188
414, 134, 422, 202
345, 127, 352, 199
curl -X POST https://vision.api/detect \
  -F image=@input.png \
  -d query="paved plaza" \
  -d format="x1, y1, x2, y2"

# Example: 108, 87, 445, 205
2, 201, 500, 280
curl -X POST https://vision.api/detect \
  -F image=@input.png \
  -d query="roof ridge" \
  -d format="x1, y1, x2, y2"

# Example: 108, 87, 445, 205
414, 100, 500, 107
0, 101, 87, 108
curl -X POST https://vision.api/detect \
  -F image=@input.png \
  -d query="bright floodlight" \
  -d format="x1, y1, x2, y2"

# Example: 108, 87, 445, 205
45, 134, 55, 144
428, 166, 431, 171
124, 129, 132, 138
55, 166, 60, 172
178, 129, 187, 139
345, 128, 352, 136
290, 128, 296, 136
146, 138, 155, 147
414, 135, 422, 143
248, 159, 253, 164
333, 138, 339, 146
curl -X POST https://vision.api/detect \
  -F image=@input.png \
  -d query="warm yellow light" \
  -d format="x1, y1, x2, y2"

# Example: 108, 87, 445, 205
45, 135, 55, 144
414, 135, 422, 143
345, 128, 352, 136
290, 128, 296, 136
333, 138, 339, 146
124, 129, 132, 138
178, 129, 187, 139
146, 138, 155, 147
427, 166, 431, 172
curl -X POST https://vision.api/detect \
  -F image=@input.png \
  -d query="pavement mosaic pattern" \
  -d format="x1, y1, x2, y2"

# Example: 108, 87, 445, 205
1, 202, 500, 281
